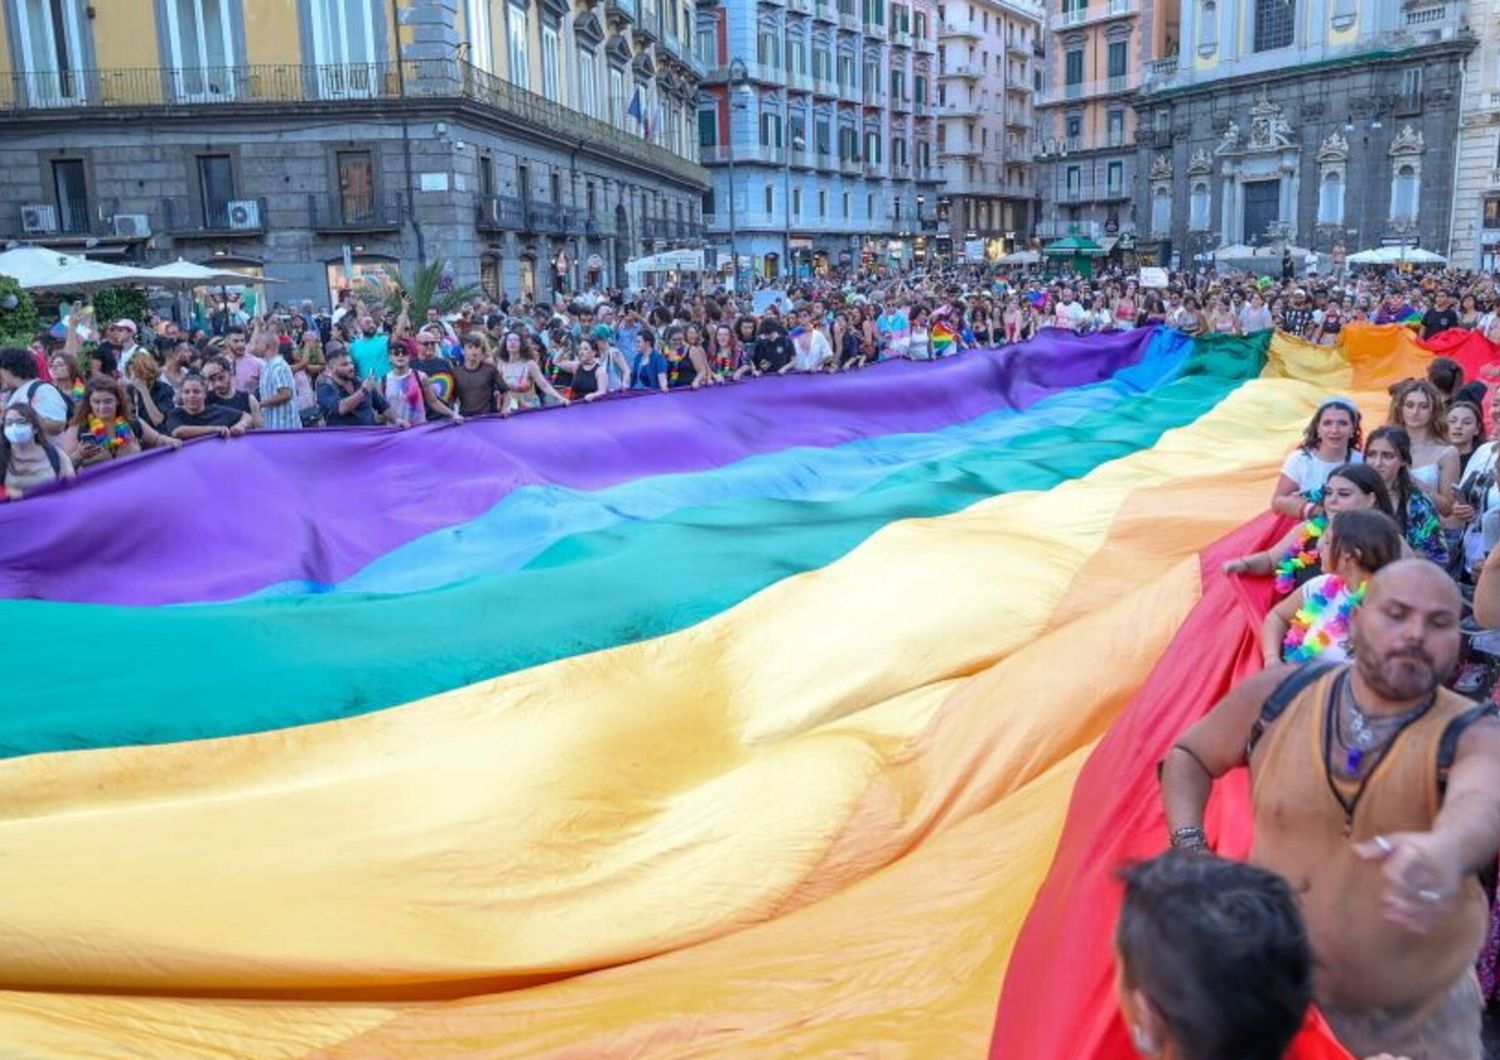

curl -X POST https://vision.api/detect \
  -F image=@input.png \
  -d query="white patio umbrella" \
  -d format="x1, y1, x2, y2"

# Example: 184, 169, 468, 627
1347, 246, 1447, 266
0, 246, 154, 293
136, 258, 281, 290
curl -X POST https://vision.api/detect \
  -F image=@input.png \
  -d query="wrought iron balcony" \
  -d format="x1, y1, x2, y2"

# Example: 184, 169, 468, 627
0, 61, 708, 188
477, 195, 527, 231
309, 192, 403, 233
161, 195, 270, 236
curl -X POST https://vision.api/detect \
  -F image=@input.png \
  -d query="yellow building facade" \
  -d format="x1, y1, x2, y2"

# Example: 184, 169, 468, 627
0, 0, 707, 302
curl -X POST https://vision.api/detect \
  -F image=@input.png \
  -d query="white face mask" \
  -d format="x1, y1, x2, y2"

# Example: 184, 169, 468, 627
4, 423, 34, 445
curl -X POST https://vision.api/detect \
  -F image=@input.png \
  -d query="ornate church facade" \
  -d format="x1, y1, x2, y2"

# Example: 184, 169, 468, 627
1131, 1, 1472, 268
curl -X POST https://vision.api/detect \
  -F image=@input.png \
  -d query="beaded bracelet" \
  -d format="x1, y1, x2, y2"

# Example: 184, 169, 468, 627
1169, 826, 1209, 851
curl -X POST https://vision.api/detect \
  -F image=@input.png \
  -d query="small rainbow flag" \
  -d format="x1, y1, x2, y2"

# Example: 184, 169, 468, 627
931, 320, 957, 357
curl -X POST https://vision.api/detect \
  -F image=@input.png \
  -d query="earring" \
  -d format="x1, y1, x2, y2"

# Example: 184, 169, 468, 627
1130, 1024, 1159, 1056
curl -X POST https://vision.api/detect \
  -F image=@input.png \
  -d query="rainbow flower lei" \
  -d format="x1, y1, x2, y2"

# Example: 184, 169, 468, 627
1283, 576, 1367, 663
1273, 515, 1327, 594
86, 414, 132, 452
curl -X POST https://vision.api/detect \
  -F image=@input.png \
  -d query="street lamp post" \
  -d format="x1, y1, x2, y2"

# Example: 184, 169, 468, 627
785, 132, 804, 278
727, 57, 748, 291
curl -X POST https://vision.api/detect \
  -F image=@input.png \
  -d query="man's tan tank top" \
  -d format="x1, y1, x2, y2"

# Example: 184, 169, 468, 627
1250, 666, 1487, 1011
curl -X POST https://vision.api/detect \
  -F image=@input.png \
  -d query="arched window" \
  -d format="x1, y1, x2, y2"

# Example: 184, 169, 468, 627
1318, 170, 1344, 225
1198, 1, 1218, 55
1391, 164, 1419, 221
1152, 186, 1171, 235
1189, 181, 1210, 230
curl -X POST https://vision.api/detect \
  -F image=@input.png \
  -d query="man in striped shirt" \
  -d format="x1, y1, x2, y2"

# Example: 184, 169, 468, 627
253, 317, 301, 431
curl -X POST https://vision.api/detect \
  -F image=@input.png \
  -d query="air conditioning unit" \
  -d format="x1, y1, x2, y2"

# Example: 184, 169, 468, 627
21, 204, 58, 235
112, 213, 151, 238
226, 199, 261, 230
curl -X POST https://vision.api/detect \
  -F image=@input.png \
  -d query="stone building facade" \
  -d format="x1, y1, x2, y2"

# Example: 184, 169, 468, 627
1450, 0, 1500, 271
0, 0, 708, 306
934, 0, 1043, 260
1034, 0, 1178, 249
699, 0, 942, 278
1132, 0, 1472, 268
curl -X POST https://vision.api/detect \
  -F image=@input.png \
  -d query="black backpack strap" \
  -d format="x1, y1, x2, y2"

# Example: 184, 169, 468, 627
1246, 660, 1340, 760
1437, 703, 1500, 796
43, 444, 60, 476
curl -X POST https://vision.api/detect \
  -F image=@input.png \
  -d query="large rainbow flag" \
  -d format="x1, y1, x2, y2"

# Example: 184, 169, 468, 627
0, 323, 1485, 1057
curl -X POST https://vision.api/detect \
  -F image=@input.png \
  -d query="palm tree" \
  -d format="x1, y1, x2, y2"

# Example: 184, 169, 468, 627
379, 257, 482, 319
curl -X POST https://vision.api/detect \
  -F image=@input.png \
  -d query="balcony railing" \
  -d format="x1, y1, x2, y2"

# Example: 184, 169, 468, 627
1037, 73, 1140, 105
584, 213, 617, 237
161, 195, 270, 236
309, 192, 403, 233
643, 217, 705, 241
0, 61, 708, 187
477, 195, 526, 231
892, 29, 912, 47
13, 201, 110, 237
1048, 0, 1133, 29
940, 21, 981, 38
914, 36, 935, 53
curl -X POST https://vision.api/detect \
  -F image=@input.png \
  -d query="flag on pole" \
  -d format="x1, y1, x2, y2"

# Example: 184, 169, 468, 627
626, 88, 643, 127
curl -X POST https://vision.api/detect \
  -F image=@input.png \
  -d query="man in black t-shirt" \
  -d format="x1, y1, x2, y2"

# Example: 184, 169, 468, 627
1421, 291, 1461, 340
752, 321, 794, 374
411, 331, 457, 407
1279, 290, 1315, 338
164, 376, 251, 440
202, 356, 259, 423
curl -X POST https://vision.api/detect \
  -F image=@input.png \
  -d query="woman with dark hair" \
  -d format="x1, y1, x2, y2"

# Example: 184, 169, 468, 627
1261, 508, 1403, 665
1226, 463, 1392, 590
1364, 424, 1448, 565
125, 352, 176, 434
60, 377, 177, 467
1448, 400, 1488, 479
1, 402, 74, 501
1270, 398, 1364, 518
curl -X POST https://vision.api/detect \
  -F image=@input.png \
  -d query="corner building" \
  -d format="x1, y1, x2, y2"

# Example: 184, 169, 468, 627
1449, 0, 1500, 271
934, 0, 1043, 260
1132, 0, 1472, 268
0, 0, 708, 305
1034, 0, 1175, 253
698, 0, 943, 277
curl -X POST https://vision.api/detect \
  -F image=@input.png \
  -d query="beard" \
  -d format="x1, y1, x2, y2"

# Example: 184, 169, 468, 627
1354, 632, 1456, 701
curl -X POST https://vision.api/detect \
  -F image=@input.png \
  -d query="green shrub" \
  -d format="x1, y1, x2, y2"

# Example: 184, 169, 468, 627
0, 275, 40, 347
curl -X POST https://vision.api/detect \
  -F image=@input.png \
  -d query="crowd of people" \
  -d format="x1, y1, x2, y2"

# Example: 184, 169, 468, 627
1148, 336, 1500, 1055
5, 260, 1500, 502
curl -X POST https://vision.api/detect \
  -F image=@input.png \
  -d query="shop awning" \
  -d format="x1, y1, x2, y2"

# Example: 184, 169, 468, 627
1041, 236, 1106, 257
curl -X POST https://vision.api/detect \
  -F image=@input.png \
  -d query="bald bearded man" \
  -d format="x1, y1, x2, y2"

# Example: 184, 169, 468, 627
1161, 560, 1500, 1060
